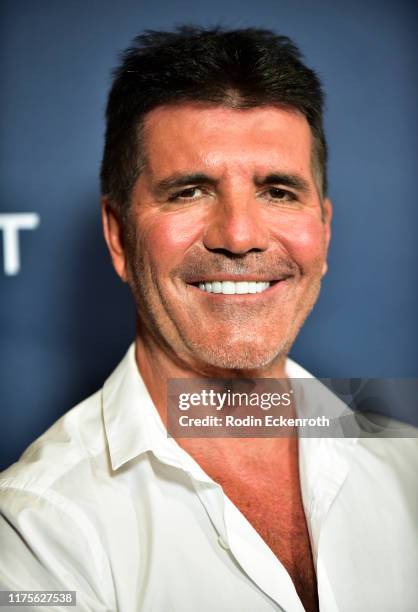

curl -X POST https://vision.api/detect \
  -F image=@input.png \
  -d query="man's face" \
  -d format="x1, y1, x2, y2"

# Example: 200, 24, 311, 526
119, 104, 331, 373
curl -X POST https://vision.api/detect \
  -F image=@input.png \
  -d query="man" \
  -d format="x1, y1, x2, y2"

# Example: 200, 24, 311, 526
0, 27, 416, 612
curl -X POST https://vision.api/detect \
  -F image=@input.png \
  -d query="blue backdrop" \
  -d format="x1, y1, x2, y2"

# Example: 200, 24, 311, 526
1, 0, 417, 470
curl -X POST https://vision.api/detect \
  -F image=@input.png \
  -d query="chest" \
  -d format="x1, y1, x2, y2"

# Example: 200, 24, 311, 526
222, 471, 313, 558
213, 465, 319, 612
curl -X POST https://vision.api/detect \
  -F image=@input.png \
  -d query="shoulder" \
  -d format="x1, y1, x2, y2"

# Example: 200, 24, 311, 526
343, 431, 418, 526
0, 388, 106, 500
356, 428, 418, 481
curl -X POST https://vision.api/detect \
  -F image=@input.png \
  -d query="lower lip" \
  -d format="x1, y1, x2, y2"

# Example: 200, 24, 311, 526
187, 280, 290, 300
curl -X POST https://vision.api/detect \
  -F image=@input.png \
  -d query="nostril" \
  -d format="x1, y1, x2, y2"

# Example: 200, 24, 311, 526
206, 247, 265, 258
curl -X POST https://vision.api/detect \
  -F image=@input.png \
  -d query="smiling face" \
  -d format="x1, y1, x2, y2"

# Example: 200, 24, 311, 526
104, 103, 331, 375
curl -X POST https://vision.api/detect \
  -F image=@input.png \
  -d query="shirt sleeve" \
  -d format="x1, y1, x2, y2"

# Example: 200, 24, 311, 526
0, 483, 116, 612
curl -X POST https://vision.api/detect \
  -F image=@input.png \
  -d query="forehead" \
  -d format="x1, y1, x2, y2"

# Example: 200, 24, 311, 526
142, 103, 314, 178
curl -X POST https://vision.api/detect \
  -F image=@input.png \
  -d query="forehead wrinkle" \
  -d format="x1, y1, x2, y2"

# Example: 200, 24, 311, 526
192, 151, 304, 188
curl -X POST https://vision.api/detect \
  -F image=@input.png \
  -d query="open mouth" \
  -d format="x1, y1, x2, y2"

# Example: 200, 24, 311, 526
190, 280, 281, 295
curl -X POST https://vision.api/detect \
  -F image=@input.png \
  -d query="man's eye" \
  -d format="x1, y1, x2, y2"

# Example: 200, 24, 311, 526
168, 187, 203, 201
266, 188, 297, 202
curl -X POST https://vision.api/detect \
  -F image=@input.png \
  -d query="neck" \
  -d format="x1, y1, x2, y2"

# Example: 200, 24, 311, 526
134, 325, 293, 462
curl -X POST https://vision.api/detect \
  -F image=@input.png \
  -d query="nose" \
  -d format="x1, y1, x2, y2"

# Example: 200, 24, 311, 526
203, 195, 269, 255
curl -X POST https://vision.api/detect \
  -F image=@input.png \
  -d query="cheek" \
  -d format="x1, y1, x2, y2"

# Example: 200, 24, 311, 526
139, 210, 204, 271
271, 213, 326, 267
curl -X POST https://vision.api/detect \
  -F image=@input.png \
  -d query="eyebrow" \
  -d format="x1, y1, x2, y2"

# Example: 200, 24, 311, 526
153, 173, 218, 196
153, 171, 311, 196
254, 173, 311, 194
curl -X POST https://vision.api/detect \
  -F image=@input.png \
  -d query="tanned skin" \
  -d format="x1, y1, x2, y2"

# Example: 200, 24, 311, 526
103, 104, 332, 612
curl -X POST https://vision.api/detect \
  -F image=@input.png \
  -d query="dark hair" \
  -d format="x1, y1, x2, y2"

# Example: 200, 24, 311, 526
101, 26, 327, 217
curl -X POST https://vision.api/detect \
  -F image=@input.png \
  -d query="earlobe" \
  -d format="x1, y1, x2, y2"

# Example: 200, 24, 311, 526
101, 197, 128, 282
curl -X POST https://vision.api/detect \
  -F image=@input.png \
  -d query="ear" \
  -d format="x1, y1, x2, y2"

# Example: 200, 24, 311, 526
321, 198, 333, 277
101, 196, 128, 282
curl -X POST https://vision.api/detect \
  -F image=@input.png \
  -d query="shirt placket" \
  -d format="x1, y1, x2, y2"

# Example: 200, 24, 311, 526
191, 475, 305, 612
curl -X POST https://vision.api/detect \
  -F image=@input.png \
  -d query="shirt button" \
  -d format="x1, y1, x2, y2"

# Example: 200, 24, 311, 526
218, 535, 229, 550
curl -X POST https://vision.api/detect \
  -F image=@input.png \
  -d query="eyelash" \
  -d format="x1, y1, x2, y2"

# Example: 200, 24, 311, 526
167, 187, 298, 203
265, 188, 297, 202
168, 187, 204, 202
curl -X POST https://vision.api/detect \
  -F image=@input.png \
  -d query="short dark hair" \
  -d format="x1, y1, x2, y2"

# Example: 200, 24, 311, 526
101, 26, 327, 217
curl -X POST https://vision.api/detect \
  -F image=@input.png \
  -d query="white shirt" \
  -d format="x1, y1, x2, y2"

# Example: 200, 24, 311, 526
0, 344, 417, 612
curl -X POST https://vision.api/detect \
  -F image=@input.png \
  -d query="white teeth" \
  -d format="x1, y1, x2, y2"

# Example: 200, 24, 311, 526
222, 281, 235, 295
196, 280, 271, 295
236, 282, 248, 294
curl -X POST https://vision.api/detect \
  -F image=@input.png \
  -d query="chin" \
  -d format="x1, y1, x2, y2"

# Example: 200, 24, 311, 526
187, 337, 290, 374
